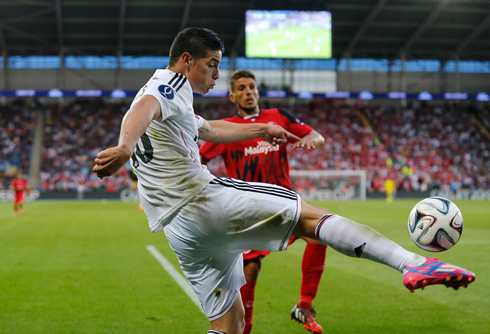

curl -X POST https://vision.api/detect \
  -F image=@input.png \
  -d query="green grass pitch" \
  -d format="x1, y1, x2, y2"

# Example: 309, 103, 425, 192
246, 26, 332, 59
1, 199, 488, 333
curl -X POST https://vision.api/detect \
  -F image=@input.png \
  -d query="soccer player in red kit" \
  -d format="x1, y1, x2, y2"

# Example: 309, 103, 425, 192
200, 70, 327, 334
10, 173, 31, 215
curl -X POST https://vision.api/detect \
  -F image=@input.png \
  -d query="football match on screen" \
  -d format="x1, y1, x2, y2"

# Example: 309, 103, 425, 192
245, 10, 332, 59
1, 0, 489, 333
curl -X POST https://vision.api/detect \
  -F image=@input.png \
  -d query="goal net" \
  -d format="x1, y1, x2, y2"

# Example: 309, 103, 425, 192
289, 170, 367, 201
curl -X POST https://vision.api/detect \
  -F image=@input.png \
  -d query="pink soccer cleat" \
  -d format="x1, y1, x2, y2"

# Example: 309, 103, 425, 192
403, 257, 476, 293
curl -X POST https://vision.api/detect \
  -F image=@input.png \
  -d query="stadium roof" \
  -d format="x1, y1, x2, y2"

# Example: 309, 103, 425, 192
0, 0, 489, 61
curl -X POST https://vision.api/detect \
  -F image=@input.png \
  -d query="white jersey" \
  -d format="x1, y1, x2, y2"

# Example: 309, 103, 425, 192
130, 69, 214, 232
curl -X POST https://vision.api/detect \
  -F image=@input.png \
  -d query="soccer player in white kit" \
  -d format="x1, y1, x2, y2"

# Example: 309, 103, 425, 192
94, 28, 476, 334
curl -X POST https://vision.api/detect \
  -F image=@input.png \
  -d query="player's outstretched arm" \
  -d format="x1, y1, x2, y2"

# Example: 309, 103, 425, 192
199, 119, 300, 145
291, 129, 325, 150
93, 96, 161, 179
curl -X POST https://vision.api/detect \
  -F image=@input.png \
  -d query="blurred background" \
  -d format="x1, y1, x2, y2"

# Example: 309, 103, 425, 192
0, 0, 489, 200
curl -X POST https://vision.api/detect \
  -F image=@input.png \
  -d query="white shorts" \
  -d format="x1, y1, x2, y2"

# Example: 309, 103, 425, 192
163, 177, 302, 321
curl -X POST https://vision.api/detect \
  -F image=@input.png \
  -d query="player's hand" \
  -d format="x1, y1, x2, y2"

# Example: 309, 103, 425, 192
93, 144, 132, 179
263, 124, 300, 146
291, 138, 316, 150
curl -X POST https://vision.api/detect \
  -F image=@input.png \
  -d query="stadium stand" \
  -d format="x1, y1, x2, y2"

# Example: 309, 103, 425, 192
39, 99, 131, 192
477, 106, 490, 131
364, 103, 490, 191
2, 98, 489, 193
0, 99, 38, 190
1, 97, 489, 194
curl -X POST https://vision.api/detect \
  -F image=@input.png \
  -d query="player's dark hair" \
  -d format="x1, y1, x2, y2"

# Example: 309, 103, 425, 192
229, 69, 256, 93
168, 27, 225, 67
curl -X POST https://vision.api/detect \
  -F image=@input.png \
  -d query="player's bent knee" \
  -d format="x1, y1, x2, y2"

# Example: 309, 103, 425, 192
301, 236, 325, 245
294, 201, 330, 239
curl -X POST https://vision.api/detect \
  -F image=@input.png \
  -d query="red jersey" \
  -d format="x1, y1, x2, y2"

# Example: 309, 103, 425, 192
11, 179, 28, 195
11, 178, 28, 202
200, 108, 312, 190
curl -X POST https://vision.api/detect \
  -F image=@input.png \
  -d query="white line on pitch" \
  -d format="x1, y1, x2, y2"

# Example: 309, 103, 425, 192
146, 245, 204, 314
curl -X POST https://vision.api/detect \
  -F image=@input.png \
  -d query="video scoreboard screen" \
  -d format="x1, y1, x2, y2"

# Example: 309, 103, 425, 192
245, 10, 332, 59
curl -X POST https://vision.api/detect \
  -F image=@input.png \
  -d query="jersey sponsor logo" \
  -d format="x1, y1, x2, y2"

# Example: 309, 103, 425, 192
158, 84, 175, 100
244, 140, 279, 156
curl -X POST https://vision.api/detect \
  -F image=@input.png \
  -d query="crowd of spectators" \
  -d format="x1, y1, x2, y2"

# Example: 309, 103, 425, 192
476, 106, 490, 133
0, 99, 38, 190
365, 103, 490, 191
1, 98, 489, 194
39, 99, 131, 192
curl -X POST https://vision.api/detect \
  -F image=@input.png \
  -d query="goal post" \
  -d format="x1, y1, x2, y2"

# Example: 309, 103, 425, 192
289, 170, 367, 201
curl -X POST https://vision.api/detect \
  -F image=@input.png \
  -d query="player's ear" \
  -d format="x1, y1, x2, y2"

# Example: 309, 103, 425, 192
229, 92, 236, 103
181, 52, 193, 68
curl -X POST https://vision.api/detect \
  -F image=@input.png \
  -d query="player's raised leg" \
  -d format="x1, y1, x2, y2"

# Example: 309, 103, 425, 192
293, 201, 476, 292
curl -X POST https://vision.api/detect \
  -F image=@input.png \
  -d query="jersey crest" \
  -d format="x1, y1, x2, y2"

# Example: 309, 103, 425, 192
158, 85, 175, 100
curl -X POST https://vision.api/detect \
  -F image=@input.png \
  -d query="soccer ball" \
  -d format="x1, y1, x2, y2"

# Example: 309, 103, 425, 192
407, 197, 463, 252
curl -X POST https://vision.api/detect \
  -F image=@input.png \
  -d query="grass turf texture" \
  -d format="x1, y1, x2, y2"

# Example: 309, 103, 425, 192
246, 26, 332, 59
0, 200, 488, 333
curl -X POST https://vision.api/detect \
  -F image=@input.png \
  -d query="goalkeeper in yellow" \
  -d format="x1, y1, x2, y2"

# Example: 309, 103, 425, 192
384, 178, 397, 203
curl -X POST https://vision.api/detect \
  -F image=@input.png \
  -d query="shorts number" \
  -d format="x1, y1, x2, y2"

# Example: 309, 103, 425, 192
132, 133, 154, 168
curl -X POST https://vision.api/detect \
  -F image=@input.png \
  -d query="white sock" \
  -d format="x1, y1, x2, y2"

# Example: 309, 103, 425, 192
315, 215, 425, 272
208, 330, 226, 334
